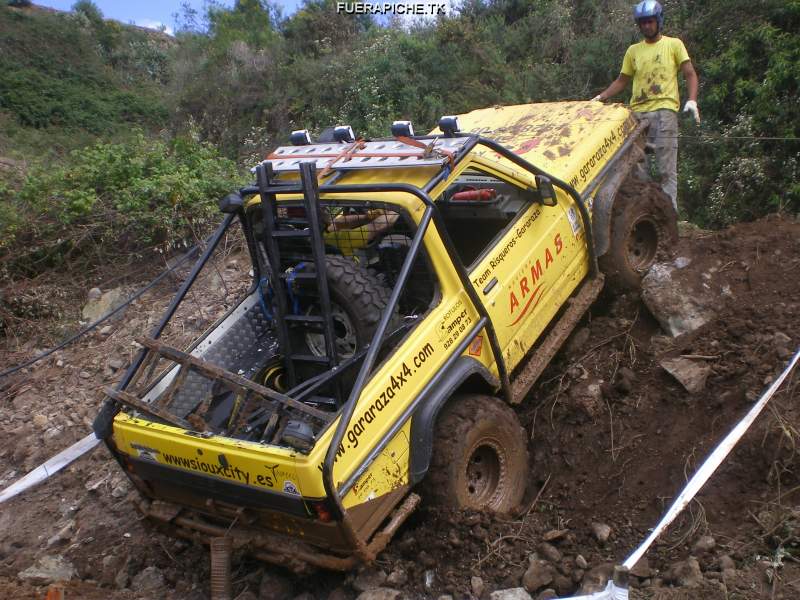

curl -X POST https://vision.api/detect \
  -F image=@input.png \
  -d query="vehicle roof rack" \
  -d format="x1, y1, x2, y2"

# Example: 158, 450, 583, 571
259, 136, 471, 173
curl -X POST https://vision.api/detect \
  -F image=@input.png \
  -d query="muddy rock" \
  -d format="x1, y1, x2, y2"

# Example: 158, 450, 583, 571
567, 379, 604, 419
542, 529, 568, 542
353, 567, 387, 592
537, 542, 562, 563
552, 574, 573, 596
489, 589, 533, 600
18, 555, 76, 585
385, 568, 407, 587
535, 590, 557, 600
82, 287, 128, 323
642, 263, 715, 337
591, 522, 612, 543
692, 535, 716, 553
660, 357, 713, 394
664, 557, 703, 587
354, 588, 406, 600
579, 564, 614, 594
522, 559, 553, 592
471, 575, 485, 598
629, 557, 652, 578
46, 519, 75, 548
575, 555, 588, 570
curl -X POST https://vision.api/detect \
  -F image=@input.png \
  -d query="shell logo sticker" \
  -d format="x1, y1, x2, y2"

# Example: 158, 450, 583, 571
468, 335, 483, 357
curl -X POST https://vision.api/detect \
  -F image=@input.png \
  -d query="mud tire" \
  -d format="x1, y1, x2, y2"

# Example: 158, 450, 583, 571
425, 394, 528, 513
297, 255, 392, 361
599, 179, 678, 291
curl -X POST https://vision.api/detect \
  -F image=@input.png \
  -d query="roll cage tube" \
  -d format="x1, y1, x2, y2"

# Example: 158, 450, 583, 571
466, 136, 600, 277
93, 211, 240, 439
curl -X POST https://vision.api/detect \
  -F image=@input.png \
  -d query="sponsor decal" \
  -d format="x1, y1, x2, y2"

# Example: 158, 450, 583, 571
507, 233, 563, 326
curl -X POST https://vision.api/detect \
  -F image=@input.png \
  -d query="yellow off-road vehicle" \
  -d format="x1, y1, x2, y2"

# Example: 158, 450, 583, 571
94, 102, 676, 571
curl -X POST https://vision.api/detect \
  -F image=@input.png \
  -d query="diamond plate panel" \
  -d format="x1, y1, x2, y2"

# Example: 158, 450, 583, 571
165, 302, 279, 418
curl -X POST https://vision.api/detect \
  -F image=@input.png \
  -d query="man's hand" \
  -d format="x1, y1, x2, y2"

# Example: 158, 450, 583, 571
683, 100, 700, 124
591, 95, 603, 102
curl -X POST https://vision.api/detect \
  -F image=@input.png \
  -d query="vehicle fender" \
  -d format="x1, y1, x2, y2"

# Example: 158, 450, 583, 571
591, 132, 647, 257
408, 356, 499, 484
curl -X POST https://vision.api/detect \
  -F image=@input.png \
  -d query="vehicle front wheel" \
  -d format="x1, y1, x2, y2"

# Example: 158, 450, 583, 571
425, 394, 528, 513
599, 179, 678, 291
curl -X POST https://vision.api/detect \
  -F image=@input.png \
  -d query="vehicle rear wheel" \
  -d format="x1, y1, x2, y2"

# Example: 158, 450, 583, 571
599, 179, 678, 291
425, 394, 528, 513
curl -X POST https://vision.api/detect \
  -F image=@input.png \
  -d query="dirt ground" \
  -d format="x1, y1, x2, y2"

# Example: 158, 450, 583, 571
1, 214, 799, 600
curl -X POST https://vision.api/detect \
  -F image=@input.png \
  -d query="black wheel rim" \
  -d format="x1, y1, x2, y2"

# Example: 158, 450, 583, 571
626, 218, 659, 271
466, 440, 504, 507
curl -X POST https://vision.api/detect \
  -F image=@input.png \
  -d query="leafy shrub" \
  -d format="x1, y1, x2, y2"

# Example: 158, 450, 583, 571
5, 133, 241, 275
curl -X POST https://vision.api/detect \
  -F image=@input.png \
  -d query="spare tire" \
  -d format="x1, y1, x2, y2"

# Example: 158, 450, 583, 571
599, 179, 678, 291
288, 256, 399, 390
300, 255, 392, 360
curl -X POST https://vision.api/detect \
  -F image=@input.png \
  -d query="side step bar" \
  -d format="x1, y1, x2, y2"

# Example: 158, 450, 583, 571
510, 275, 605, 404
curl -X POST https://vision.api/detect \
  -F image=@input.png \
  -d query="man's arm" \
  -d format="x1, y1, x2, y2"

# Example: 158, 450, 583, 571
680, 60, 698, 102
680, 60, 700, 123
593, 74, 631, 102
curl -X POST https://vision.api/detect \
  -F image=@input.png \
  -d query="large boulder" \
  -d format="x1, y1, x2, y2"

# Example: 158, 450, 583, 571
18, 555, 76, 585
81, 287, 127, 323
641, 262, 715, 337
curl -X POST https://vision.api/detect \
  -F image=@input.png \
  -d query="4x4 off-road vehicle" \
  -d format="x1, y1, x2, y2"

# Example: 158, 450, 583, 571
94, 102, 676, 571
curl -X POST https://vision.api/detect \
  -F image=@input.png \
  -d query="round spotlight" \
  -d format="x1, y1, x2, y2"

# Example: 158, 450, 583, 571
391, 120, 415, 137
333, 125, 355, 143
289, 129, 312, 146
438, 115, 460, 137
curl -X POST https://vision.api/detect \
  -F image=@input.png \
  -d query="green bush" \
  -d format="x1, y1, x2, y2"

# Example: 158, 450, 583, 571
5, 133, 241, 275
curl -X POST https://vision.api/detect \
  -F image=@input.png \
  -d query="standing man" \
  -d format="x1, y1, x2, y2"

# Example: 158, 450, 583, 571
593, 0, 699, 211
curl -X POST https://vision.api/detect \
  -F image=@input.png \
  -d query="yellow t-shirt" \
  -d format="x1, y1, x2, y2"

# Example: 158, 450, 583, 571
621, 35, 690, 113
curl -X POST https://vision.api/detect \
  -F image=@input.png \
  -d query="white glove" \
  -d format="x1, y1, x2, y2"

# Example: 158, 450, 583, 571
591, 95, 603, 102
683, 100, 700, 124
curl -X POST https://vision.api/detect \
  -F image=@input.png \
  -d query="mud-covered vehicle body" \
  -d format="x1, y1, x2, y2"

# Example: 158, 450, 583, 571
94, 102, 676, 570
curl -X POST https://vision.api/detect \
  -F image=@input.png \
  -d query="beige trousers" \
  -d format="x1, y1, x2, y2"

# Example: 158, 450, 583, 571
634, 109, 679, 211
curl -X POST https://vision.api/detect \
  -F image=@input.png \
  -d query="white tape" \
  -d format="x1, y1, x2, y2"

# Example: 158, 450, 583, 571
0, 432, 100, 504
558, 581, 628, 600
623, 347, 800, 569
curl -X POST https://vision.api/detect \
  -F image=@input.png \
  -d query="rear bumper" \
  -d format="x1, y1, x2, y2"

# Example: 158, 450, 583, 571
139, 497, 358, 572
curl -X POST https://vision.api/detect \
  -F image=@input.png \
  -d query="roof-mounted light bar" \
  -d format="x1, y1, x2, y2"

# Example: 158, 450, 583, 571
391, 120, 415, 137
289, 129, 312, 146
333, 125, 355, 143
438, 115, 460, 137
